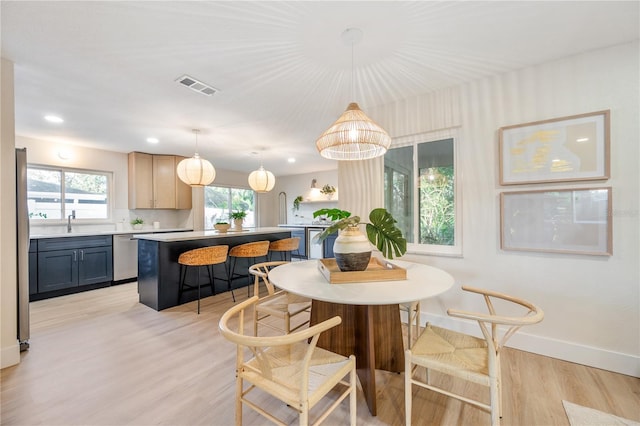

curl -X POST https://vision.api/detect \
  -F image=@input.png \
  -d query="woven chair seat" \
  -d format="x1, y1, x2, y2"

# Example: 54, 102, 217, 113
230, 241, 270, 258
244, 342, 352, 407
178, 245, 228, 266
411, 324, 489, 385
256, 291, 311, 317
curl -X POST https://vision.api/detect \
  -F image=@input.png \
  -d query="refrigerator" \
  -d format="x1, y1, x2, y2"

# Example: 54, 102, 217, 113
16, 147, 30, 351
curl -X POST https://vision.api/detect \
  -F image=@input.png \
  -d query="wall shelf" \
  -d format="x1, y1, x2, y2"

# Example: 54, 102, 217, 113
301, 199, 338, 204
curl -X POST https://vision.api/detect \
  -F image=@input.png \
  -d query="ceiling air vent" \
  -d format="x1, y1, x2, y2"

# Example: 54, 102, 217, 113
175, 75, 218, 97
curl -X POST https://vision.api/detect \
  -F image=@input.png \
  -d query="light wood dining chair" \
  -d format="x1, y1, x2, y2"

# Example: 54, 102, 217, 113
400, 301, 420, 348
404, 286, 544, 426
249, 261, 311, 336
219, 296, 357, 426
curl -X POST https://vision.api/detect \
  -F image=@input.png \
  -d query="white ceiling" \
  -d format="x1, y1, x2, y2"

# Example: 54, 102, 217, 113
2, 1, 638, 176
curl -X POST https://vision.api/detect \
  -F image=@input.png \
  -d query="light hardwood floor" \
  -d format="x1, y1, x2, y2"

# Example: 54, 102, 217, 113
2, 283, 638, 425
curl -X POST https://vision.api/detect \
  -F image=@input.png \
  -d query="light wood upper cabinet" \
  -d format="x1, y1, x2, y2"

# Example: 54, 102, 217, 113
128, 152, 192, 210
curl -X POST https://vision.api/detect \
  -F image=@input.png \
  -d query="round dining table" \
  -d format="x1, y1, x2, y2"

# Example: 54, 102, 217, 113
269, 259, 454, 416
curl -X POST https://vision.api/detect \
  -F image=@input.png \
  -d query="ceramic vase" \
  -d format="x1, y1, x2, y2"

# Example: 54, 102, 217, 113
233, 218, 243, 230
214, 223, 230, 233
333, 226, 372, 271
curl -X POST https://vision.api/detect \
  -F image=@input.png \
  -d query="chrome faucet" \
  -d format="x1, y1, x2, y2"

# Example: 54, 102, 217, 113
67, 210, 76, 233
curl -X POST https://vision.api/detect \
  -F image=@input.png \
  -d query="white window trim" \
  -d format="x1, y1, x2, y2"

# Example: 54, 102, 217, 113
391, 127, 463, 258
27, 164, 113, 223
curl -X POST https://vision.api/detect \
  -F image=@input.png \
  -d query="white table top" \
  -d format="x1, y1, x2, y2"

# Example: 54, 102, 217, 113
269, 259, 455, 305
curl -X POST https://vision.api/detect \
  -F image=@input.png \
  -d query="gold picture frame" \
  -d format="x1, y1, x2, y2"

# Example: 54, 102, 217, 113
499, 110, 610, 185
500, 187, 612, 256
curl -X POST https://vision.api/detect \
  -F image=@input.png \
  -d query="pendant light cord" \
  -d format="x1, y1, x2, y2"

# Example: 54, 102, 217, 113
193, 129, 200, 155
350, 38, 355, 101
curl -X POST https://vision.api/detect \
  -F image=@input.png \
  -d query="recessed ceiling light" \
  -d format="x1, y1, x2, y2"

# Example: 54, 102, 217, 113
44, 115, 63, 123
146, 137, 159, 144
576, 137, 589, 142
288, 158, 296, 163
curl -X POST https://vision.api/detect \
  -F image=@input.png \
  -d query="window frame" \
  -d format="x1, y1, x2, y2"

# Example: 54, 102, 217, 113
27, 164, 113, 223
387, 129, 463, 257
203, 184, 258, 229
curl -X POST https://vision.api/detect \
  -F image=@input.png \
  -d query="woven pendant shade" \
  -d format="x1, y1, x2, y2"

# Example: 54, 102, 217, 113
316, 102, 391, 161
248, 165, 275, 193
177, 154, 216, 187
176, 129, 215, 187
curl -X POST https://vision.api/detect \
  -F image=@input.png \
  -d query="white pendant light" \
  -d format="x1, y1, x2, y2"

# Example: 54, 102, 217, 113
177, 129, 216, 187
248, 165, 275, 193
316, 28, 391, 161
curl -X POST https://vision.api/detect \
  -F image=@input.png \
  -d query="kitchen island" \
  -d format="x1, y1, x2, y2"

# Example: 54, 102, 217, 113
136, 228, 292, 310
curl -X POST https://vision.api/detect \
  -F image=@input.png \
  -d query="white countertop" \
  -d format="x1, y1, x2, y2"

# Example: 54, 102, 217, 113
134, 227, 291, 242
278, 224, 333, 228
30, 228, 192, 239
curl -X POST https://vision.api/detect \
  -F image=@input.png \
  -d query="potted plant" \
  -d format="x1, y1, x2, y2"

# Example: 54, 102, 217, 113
320, 184, 336, 200
312, 208, 406, 271
214, 221, 230, 233
230, 210, 247, 230
131, 217, 144, 230
293, 195, 303, 212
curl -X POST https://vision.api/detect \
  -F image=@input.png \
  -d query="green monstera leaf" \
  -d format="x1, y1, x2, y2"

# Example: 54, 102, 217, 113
365, 208, 407, 259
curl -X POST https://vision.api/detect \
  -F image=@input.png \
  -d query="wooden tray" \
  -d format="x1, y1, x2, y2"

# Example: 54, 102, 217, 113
318, 258, 406, 284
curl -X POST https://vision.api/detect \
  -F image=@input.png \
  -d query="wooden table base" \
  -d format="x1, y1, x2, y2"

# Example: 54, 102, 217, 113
310, 300, 405, 415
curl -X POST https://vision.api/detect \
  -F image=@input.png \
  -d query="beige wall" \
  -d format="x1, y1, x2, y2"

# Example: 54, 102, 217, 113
369, 41, 639, 376
1, 58, 19, 368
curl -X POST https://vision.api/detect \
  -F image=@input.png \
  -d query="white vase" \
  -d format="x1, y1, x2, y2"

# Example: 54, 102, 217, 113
333, 226, 372, 271
233, 218, 243, 230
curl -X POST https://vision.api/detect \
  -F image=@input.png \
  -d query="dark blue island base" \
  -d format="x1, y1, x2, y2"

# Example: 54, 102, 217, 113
137, 230, 291, 311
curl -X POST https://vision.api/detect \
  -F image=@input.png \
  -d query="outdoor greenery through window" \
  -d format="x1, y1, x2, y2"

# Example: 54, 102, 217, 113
204, 186, 256, 229
27, 166, 110, 220
384, 138, 459, 255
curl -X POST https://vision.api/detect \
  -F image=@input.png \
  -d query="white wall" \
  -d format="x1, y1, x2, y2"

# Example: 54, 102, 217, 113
370, 41, 639, 376
0, 58, 20, 368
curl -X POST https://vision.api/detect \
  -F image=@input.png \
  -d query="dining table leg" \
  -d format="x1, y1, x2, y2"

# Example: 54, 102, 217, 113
310, 300, 405, 416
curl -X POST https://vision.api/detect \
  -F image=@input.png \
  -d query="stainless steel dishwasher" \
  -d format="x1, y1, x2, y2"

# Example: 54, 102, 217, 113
113, 234, 138, 282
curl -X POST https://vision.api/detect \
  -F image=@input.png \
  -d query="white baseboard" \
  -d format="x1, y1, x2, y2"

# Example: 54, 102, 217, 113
400, 311, 639, 378
1, 342, 20, 369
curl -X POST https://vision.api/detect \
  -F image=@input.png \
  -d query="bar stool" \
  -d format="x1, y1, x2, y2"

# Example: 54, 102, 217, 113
177, 245, 229, 314
268, 237, 300, 261
227, 240, 270, 302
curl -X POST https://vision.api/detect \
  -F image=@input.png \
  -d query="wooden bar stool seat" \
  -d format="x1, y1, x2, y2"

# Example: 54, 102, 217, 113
268, 237, 300, 261
177, 245, 229, 314
227, 240, 270, 302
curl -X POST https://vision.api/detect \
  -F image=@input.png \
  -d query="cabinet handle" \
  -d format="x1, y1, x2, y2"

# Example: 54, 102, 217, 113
74, 250, 77, 261
80, 250, 84, 261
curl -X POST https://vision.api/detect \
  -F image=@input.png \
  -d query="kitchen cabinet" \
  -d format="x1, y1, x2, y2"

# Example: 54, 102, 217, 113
128, 152, 192, 209
323, 232, 337, 258
290, 229, 306, 259
36, 235, 113, 295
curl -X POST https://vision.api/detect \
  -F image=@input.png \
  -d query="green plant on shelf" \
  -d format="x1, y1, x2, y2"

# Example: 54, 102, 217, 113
131, 217, 144, 225
320, 184, 336, 195
293, 195, 303, 211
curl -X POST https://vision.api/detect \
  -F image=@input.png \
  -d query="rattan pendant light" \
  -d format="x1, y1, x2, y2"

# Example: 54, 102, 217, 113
248, 165, 275, 193
176, 129, 216, 187
316, 28, 391, 161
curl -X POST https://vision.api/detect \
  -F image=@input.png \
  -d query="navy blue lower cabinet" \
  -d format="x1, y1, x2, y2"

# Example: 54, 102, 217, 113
291, 229, 307, 259
33, 235, 113, 299
38, 249, 78, 292
323, 232, 337, 258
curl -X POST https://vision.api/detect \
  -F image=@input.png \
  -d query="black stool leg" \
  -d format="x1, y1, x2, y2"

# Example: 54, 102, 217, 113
196, 265, 201, 315
206, 265, 215, 296
178, 264, 187, 304
228, 257, 237, 302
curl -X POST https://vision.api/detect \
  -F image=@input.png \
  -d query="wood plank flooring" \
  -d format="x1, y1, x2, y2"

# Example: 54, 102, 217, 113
2, 283, 638, 425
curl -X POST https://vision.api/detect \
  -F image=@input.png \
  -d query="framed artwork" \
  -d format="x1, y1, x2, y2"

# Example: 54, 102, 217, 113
500, 187, 612, 256
499, 110, 610, 185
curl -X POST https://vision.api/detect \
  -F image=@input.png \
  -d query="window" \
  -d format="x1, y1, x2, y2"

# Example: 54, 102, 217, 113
384, 137, 461, 256
27, 166, 111, 220
204, 185, 256, 229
